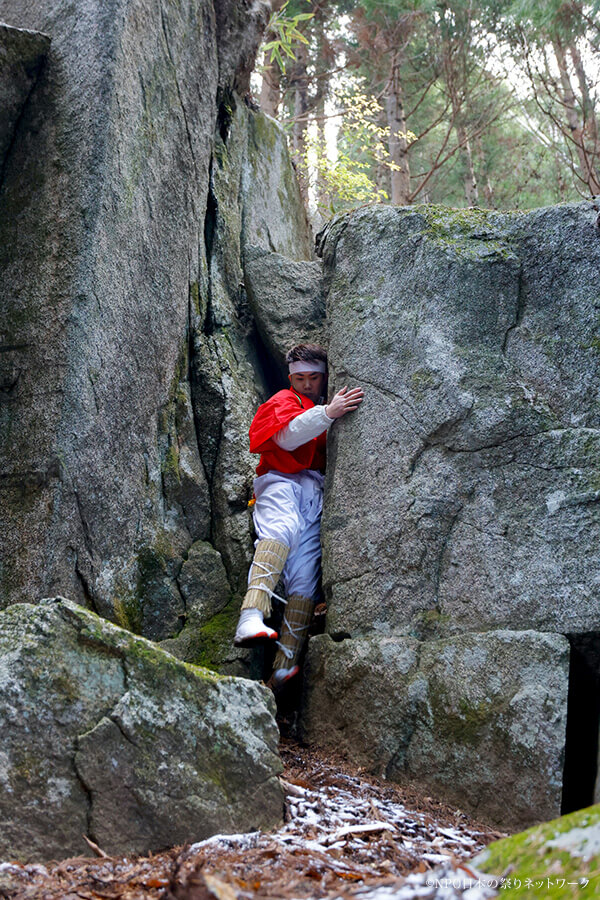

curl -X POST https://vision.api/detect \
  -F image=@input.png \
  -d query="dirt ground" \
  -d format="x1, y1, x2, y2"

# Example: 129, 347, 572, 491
0, 741, 504, 900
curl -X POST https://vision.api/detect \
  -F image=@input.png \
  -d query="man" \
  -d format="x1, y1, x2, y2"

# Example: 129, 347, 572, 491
234, 343, 364, 687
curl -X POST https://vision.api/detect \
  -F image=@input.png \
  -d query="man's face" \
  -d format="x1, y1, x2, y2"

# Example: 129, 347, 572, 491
289, 371, 326, 402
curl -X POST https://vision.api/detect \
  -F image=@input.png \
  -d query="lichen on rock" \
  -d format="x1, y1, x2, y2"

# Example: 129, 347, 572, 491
301, 629, 569, 829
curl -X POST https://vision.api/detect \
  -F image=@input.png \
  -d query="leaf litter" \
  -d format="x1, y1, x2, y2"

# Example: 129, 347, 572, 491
0, 741, 505, 900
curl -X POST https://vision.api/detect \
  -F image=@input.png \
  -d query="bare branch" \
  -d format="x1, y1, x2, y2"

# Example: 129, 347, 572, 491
409, 104, 512, 201
405, 73, 439, 119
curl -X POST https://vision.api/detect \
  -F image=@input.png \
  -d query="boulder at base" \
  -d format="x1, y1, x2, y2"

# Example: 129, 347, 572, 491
301, 630, 569, 830
473, 804, 600, 897
0, 598, 284, 862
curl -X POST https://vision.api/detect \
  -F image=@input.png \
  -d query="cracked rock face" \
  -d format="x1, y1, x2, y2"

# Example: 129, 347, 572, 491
301, 202, 600, 828
0, 0, 316, 678
0, 0, 266, 629
244, 247, 325, 376
319, 203, 600, 639
0, 598, 283, 862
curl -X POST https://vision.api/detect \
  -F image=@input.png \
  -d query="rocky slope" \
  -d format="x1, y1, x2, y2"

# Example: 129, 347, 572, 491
0, 741, 499, 896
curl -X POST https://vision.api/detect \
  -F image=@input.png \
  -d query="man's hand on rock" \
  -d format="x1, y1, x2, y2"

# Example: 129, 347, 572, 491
326, 386, 365, 419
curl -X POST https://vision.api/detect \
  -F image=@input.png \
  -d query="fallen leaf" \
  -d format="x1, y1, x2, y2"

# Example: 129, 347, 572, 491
203, 872, 238, 900
83, 835, 109, 858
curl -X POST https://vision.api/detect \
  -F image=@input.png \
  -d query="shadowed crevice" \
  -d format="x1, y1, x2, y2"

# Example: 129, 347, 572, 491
561, 633, 600, 814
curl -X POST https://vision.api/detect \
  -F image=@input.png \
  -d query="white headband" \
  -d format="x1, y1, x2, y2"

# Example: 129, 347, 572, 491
289, 360, 327, 375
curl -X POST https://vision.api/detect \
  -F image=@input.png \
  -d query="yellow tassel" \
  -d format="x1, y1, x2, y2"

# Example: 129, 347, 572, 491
248, 498, 256, 507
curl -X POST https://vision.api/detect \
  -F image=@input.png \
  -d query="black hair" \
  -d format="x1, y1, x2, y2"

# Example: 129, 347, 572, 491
285, 344, 328, 367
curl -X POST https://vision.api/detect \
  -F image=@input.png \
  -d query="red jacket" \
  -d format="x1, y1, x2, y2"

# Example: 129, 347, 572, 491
249, 389, 327, 477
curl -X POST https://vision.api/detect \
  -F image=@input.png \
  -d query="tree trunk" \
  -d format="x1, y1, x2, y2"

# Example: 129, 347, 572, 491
375, 103, 390, 200
569, 39, 598, 145
290, 41, 310, 202
314, 90, 326, 213
554, 151, 569, 202
475, 135, 494, 208
553, 37, 600, 195
314, 12, 329, 212
259, 45, 281, 117
456, 122, 478, 205
259, 0, 287, 117
440, 10, 478, 207
385, 61, 411, 205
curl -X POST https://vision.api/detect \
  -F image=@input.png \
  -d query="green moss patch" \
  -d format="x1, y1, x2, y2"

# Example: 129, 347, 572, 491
428, 679, 497, 747
184, 597, 239, 671
476, 805, 600, 896
416, 205, 520, 261
60, 597, 221, 686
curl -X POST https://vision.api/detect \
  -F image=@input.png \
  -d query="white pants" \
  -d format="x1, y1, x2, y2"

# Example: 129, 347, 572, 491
251, 469, 324, 599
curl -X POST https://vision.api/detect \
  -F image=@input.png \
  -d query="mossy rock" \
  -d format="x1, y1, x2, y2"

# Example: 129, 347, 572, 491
474, 804, 600, 897
163, 595, 238, 670
0, 597, 283, 861
302, 630, 569, 830
161, 594, 260, 679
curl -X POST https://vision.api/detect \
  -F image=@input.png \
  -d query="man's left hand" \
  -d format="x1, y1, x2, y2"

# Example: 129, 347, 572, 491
325, 386, 365, 419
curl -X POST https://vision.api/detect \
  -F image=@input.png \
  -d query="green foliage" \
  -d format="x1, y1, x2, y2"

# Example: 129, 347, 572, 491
301, 89, 418, 213
505, 0, 585, 39
253, 0, 599, 211
308, 143, 388, 210
260, 1, 314, 74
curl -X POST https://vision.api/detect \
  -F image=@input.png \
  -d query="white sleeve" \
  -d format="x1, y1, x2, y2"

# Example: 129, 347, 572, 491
272, 405, 335, 451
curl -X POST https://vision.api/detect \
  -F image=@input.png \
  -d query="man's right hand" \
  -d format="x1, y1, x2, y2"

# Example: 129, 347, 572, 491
325, 386, 365, 419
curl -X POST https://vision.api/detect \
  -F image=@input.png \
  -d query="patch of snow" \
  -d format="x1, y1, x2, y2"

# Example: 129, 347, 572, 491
547, 822, 600, 861
188, 831, 262, 852
0, 863, 23, 874
337, 861, 501, 899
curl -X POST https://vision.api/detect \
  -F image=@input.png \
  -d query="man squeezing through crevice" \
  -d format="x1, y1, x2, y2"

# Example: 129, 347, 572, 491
234, 343, 364, 688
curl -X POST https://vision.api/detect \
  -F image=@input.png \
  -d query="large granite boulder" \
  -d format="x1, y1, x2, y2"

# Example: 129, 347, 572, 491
0, 0, 316, 677
302, 630, 569, 829
0, 597, 283, 862
318, 203, 600, 640
0, 0, 225, 616
301, 201, 600, 828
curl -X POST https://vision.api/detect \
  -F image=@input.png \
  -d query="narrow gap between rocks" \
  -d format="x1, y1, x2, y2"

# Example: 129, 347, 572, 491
203, 178, 218, 287
561, 632, 600, 814
217, 94, 234, 144
250, 326, 282, 399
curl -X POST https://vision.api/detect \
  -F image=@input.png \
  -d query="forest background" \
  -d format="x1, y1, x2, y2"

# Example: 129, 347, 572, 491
251, 0, 600, 225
